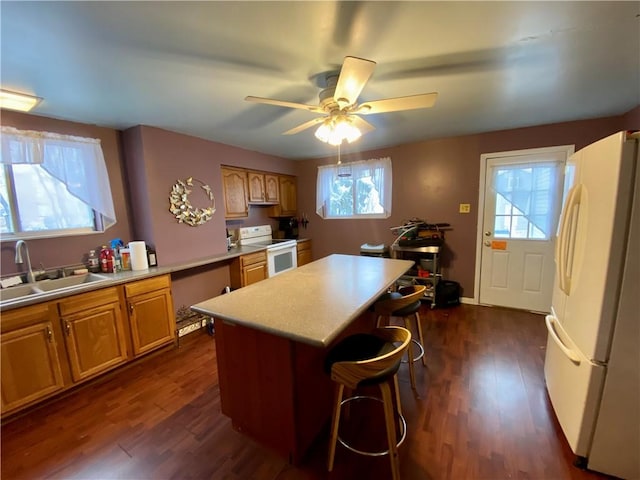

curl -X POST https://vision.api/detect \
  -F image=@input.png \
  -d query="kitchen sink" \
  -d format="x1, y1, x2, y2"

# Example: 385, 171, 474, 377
0, 284, 40, 301
34, 273, 110, 292
0, 273, 111, 303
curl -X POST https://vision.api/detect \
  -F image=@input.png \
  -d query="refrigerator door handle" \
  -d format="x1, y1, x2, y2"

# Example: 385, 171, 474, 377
545, 314, 581, 364
556, 183, 582, 295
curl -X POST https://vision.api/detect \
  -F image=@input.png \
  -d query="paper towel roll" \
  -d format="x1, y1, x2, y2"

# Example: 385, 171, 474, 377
129, 241, 149, 271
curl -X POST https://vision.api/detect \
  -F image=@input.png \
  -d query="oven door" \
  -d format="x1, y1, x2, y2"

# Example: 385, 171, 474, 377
267, 243, 297, 277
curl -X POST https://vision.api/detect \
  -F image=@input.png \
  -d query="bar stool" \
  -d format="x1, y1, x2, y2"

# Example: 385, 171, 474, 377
374, 284, 427, 390
325, 326, 411, 480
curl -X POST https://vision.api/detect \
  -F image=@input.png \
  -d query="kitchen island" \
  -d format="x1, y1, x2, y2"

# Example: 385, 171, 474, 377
191, 254, 413, 463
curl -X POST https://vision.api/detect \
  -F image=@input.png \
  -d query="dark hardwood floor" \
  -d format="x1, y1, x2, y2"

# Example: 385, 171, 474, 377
1, 304, 615, 480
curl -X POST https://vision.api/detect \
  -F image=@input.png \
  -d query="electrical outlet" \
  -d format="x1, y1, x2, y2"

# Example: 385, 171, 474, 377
459, 203, 471, 213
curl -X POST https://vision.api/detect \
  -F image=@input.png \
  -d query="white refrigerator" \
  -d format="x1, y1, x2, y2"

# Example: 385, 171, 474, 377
544, 131, 639, 479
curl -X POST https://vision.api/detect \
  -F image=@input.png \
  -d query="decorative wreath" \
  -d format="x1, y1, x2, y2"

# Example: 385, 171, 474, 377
169, 177, 216, 226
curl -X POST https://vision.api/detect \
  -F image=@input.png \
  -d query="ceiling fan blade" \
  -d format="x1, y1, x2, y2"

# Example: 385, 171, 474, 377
245, 96, 324, 113
350, 115, 375, 135
282, 117, 326, 135
357, 92, 438, 115
333, 56, 376, 108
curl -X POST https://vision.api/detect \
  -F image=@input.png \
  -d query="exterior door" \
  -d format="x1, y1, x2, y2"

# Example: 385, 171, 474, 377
477, 147, 570, 312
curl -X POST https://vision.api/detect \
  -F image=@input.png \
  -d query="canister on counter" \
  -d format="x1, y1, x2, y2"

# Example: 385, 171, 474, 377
99, 245, 115, 273
120, 247, 131, 270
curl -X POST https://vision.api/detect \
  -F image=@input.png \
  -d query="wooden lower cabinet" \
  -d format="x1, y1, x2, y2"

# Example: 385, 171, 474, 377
125, 275, 175, 356
1, 274, 176, 418
230, 251, 267, 289
1, 303, 66, 415
296, 239, 312, 267
58, 288, 128, 382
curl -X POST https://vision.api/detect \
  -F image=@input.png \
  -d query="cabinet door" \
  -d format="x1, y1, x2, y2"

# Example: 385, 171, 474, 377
264, 174, 280, 203
279, 175, 297, 216
61, 300, 128, 382
1, 305, 65, 414
128, 287, 175, 356
222, 167, 249, 218
297, 250, 312, 267
243, 261, 267, 286
247, 171, 266, 203
296, 240, 312, 267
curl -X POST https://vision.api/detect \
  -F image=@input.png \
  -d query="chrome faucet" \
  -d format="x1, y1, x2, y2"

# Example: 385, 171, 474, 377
15, 240, 36, 283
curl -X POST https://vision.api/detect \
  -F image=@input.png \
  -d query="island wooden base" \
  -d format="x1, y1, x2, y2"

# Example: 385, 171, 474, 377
214, 312, 374, 464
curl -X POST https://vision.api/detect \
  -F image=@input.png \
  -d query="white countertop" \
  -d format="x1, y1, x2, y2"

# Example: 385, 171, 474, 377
191, 254, 414, 347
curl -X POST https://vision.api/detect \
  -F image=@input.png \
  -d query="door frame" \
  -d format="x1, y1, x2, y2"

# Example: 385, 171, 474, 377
473, 144, 575, 307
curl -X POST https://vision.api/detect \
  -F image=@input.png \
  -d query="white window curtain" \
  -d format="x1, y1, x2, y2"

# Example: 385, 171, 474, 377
0, 126, 116, 229
316, 157, 392, 219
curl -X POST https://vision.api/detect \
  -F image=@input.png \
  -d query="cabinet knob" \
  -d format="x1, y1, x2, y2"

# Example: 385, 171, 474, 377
64, 320, 71, 336
46, 326, 53, 342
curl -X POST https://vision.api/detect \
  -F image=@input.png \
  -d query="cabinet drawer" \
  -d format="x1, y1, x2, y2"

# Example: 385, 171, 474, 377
58, 287, 120, 317
124, 274, 171, 297
297, 240, 311, 252
240, 251, 267, 267
1, 302, 57, 332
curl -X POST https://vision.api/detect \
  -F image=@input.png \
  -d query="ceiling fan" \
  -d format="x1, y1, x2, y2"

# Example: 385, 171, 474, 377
245, 56, 438, 145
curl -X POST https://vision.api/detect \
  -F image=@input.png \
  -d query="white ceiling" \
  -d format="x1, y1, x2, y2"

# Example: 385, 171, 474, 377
1, 1, 638, 159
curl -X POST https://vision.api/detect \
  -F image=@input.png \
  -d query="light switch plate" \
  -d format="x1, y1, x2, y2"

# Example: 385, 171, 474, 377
459, 203, 471, 213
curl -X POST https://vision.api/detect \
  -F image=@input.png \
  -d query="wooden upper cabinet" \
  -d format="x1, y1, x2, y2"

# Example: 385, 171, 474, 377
264, 174, 280, 203
247, 171, 266, 203
277, 175, 297, 217
223, 165, 296, 217
222, 167, 249, 218
1, 303, 66, 415
248, 171, 280, 204
268, 174, 297, 217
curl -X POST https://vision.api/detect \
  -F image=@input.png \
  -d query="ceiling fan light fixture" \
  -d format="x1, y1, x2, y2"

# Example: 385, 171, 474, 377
0, 89, 42, 112
314, 116, 361, 146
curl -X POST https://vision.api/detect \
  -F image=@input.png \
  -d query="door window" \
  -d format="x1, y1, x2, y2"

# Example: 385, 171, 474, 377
492, 161, 561, 240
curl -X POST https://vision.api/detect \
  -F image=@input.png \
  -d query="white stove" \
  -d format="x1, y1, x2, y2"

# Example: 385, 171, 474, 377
236, 225, 297, 277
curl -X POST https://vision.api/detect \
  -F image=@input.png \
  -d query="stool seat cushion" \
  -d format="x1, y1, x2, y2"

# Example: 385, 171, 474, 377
378, 291, 402, 302
391, 300, 421, 316
325, 334, 401, 386
368, 291, 402, 312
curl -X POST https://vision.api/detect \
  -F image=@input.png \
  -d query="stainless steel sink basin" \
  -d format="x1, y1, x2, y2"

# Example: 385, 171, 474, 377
0, 273, 111, 304
34, 273, 110, 292
0, 284, 40, 301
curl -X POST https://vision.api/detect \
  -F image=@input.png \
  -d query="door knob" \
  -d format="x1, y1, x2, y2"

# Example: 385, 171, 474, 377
484, 231, 492, 236
484, 240, 491, 247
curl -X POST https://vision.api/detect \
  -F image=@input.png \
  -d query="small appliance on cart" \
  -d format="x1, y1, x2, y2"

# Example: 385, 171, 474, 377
389, 219, 450, 307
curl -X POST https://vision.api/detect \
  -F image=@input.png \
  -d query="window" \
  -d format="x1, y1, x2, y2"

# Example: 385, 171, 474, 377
491, 161, 561, 240
0, 126, 116, 239
316, 157, 392, 219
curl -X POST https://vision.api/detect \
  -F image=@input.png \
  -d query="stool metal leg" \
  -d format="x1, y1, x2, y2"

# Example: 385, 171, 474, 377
328, 383, 344, 471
